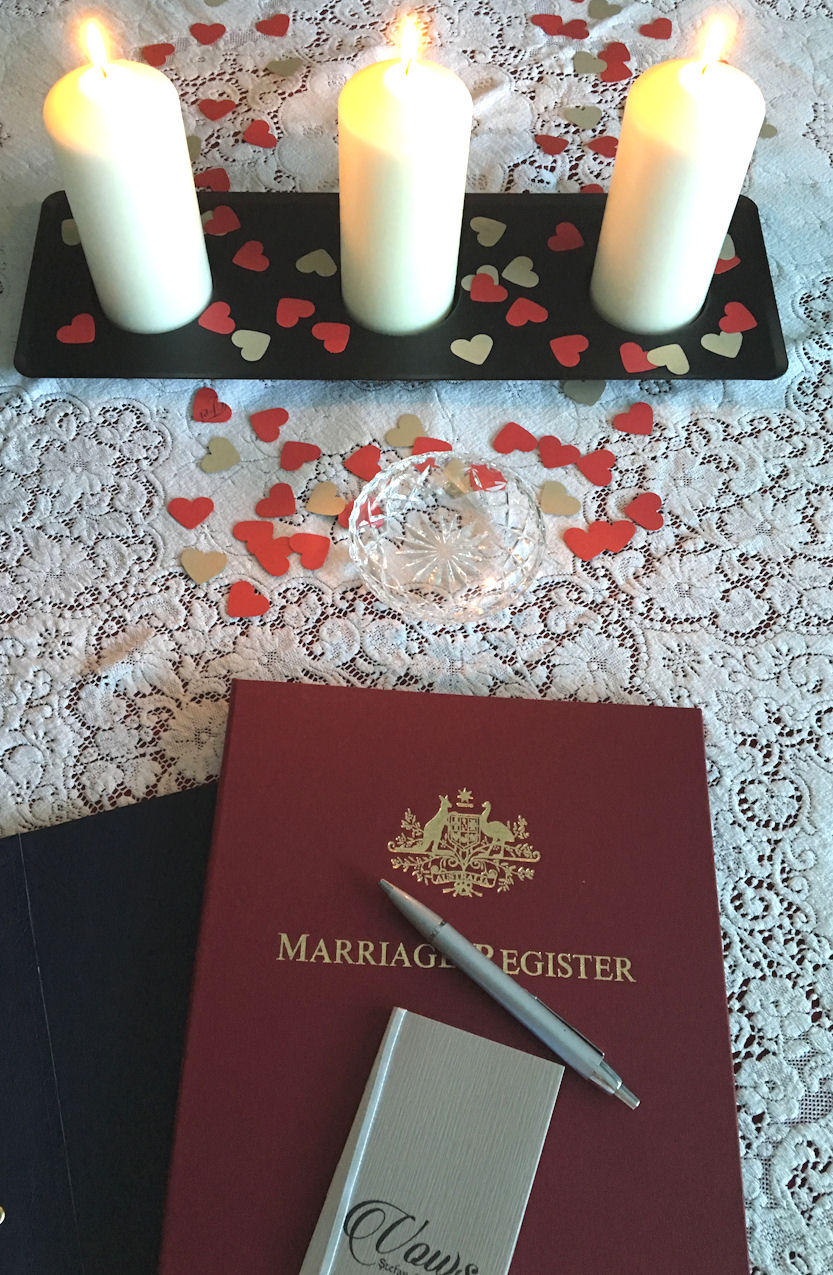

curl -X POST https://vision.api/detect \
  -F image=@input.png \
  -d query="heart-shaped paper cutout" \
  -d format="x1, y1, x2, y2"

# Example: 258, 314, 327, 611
280, 440, 322, 471
562, 104, 603, 128
564, 520, 635, 560
250, 407, 289, 442
468, 464, 506, 491
267, 57, 303, 76
646, 343, 689, 375
619, 341, 655, 373
600, 42, 631, 63
231, 329, 271, 362
168, 497, 214, 529
255, 482, 296, 517
249, 534, 294, 576
587, 0, 621, 17
713, 254, 740, 275
612, 401, 653, 435
531, 15, 588, 38
142, 43, 176, 67
307, 481, 348, 515
57, 313, 95, 344
502, 256, 539, 287
344, 443, 382, 480
573, 51, 605, 74
289, 532, 330, 569
493, 421, 537, 454
461, 265, 499, 292
199, 436, 240, 473
190, 22, 226, 45
760, 119, 777, 138
256, 13, 290, 36
639, 17, 672, 38
539, 481, 581, 516
193, 387, 232, 423
536, 134, 569, 156
550, 334, 589, 367
600, 59, 631, 82
198, 301, 236, 334
624, 492, 664, 530
199, 98, 236, 120
195, 168, 231, 191
243, 120, 277, 148
506, 297, 549, 327
233, 240, 270, 271
587, 136, 618, 158
470, 216, 506, 247
412, 437, 453, 455
276, 296, 316, 327
312, 322, 350, 353
202, 205, 240, 236
719, 301, 757, 333
385, 414, 426, 446
576, 448, 616, 486
296, 248, 337, 277
61, 218, 81, 246
232, 520, 274, 545
562, 380, 606, 405
701, 330, 743, 358
227, 581, 270, 617
539, 435, 580, 468
181, 548, 228, 583
337, 500, 354, 529
450, 334, 493, 365
470, 273, 508, 303
187, 135, 202, 162
547, 222, 584, 252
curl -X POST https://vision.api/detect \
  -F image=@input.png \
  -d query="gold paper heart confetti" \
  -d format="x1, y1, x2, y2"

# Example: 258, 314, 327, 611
562, 380, 606, 405
502, 256, 539, 288
231, 329, 271, 361
61, 218, 81, 246
296, 248, 337, 277
588, 0, 622, 16
443, 458, 471, 490
461, 265, 499, 292
760, 119, 777, 138
180, 547, 228, 583
470, 216, 506, 247
561, 104, 603, 129
719, 234, 735, 260
647, 343, 690, 375
187, 135, 202, 162
267, 57, 303, 77
450, 334, 493, 365
199, 436, 240, 472
701, 330, 743, 358
573, 51, 606, 75
307, 481, 348, 515
385, 414, 426, 446
539, 481, 582, 516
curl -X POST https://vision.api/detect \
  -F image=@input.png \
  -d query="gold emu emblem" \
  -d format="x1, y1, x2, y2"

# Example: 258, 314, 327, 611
387, 788, 540, 897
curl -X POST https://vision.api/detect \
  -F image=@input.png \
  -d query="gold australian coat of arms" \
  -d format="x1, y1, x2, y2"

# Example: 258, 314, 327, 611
388, 788, 540, 897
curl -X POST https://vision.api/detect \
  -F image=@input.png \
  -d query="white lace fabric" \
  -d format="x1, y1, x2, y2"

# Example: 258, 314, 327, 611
1, 0, 832, 1270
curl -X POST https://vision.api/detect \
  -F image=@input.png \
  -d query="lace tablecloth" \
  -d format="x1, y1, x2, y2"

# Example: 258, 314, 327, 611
1, 0, 831, 1269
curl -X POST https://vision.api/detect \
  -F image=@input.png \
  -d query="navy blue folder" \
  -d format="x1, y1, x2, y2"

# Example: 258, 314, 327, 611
0, 786, 216, 1275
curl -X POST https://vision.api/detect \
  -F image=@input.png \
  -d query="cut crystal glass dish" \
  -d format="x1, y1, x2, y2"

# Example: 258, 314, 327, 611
347, 451, 545, 623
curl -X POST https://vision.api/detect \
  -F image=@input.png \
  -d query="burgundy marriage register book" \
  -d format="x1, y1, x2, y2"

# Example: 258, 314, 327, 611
159, 681, 749, 1274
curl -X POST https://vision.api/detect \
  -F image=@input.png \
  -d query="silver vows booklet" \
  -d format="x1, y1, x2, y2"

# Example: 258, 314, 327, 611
300, 1007, 563, 1275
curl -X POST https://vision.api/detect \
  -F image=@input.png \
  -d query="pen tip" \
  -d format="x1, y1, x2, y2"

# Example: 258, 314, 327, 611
616, 1083, 640, 1111
379, 879, 393, 895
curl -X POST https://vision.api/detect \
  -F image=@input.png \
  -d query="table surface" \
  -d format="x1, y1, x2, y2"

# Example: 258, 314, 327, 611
1, 1, 831, 1272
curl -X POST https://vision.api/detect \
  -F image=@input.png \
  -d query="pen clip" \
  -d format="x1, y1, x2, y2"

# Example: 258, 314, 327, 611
532, 996, 604, 1056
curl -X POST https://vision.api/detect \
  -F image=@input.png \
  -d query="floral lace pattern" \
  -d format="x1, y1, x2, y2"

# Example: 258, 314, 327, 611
1, 0, 832, 1271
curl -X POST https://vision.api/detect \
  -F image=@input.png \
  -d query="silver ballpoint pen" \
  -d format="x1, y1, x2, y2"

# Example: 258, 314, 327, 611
380, 879, 639, 1110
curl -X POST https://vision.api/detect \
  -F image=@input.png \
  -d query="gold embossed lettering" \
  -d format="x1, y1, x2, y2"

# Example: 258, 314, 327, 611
277, 932, 308, 961
557, 953, 573, 978
615, 956, 636, 982
389, 942, 412, 968
334, 939, 354, 964
356, 940, 377, 966
595, 955, 613, 981
473, 943, 494, 960
520, 950, 543, 976
310, 937, 332, 963
413, 943, 437, 968
501, 948, 520, 976
575, 953, 592, 979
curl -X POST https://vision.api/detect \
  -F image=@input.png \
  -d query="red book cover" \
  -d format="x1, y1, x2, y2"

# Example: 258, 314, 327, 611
160, 681, 748, 1274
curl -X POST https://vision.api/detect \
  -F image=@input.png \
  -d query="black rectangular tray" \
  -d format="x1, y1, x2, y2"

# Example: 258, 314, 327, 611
14, 190, 786, 381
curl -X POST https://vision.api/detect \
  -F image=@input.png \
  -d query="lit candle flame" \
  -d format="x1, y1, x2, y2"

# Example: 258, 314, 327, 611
399, 16, 421, 75
85, 21, 109, 75
699, 17, 734, 72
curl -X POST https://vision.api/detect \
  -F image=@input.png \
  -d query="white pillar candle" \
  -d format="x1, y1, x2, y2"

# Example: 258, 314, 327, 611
338, 18, 472, 335
589, 20, 765, 334
43, 22, 212, 334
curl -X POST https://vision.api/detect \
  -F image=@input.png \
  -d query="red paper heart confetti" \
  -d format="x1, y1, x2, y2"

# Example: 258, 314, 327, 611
227, 581, 270, 617
57, 313, 95, 344
639, 18, 672, 39
168, 497, 214, 529
276, 297, 316, 327
530, 14, 588, 37
233, 240, 270, 272
468, 464, 507, 491
243, 120, 277, 148
255, 483, 296, 518
203, 205, 241, 236
719, 301, 757, 333
256, 13, 290, 36
199, 98, 236, 121
337, 500, 354, 530
312, 322, 351, 353
563, 519, 635, 561
713, 255, 740, 275
535, 134, 569, 156
493, 421, 537, 454
549, 334, 589, 367
600, 60, 631, 82
412, 437, 453, 455
252, 536, 294, 575
587, 136, 618, 158
612, 401, 653, 435
576, 448, 616, 486
600, 41, 631, 61
538, 435, 581, 468
289, 532, 330, 569
470, 273, 509, 303
280, 440, 322, 471
198, 302, 236, 334
250, 407, 289, 442
194, 168, 231, 191
505, 297, 549, 327
190, 23, 225, 45
619, 341, 654, 373
344, 443, 382, 479
624, 492, 664, 530
142, 43, 175, 67
232, 520, 275, 545
547, 222, 584, 252
580, 183, 604, 194
192, 387, 232, 423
